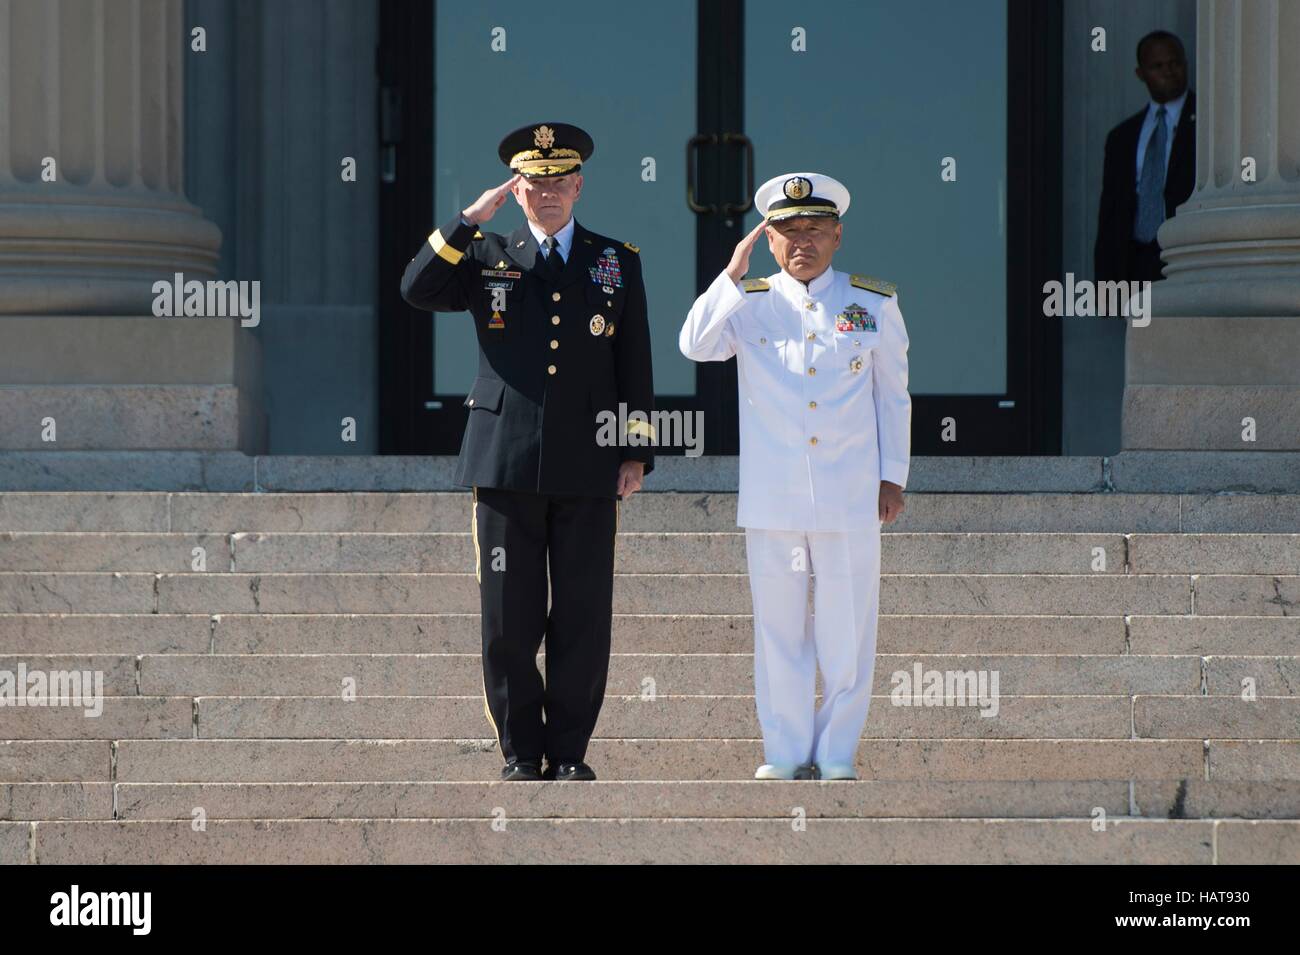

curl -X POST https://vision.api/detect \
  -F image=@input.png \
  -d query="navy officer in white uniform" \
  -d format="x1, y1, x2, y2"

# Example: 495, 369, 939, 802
678, 172, 911, 780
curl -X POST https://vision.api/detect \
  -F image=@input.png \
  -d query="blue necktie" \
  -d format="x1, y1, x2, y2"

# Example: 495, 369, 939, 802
1134, 105, 1168, 243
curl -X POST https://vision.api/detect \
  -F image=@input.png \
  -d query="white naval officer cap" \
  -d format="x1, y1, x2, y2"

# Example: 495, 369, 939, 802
754, 172, 851, 222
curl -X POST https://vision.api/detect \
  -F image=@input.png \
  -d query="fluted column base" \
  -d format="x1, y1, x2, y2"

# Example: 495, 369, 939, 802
1154, 194, 1300, 317
0, 189, 221, 314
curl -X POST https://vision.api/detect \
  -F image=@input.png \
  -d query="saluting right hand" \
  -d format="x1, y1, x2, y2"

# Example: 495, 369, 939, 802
462, 174, 522, 225
725, 218, 770, 284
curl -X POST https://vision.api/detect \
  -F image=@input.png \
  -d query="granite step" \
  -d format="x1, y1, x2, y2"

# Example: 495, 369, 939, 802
5, 650, 1293, 697
5, 779, 1300, 822
124, 652, 1209, 697
2, 694, 1297, 741
2, 531, 1295, 574
0, 651, 1237, 696
3, 490, 1300, 533
13, 570, 1281, 615
12, 737, 1300, 783
3, 570, 1293, 615
6, 816, 1295, 864
7, 778, 1300, 822
3, 612, 1297, 655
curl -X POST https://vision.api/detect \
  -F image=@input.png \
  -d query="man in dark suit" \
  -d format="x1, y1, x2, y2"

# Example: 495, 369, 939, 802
1095, 31, 1195, 283
400, 122, 656, 782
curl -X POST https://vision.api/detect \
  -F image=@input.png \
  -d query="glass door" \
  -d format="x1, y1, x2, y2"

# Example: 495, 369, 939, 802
380, 0, 746, 454
743, 0, 1009, 397
379, 0, 1061, 456
734, 0, 1057, 454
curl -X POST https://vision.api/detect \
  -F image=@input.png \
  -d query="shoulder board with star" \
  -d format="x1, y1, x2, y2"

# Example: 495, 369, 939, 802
850, 274, 896, 297
741, 278, 771, 293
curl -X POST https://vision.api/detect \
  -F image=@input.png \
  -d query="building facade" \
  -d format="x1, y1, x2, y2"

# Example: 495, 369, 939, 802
1, 0, 1295, 488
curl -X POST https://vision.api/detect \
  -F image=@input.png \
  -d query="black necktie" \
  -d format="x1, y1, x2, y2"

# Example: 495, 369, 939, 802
543, 236, 564, 279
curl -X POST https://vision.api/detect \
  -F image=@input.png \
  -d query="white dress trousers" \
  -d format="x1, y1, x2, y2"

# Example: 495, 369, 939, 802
745, 524, 883, 766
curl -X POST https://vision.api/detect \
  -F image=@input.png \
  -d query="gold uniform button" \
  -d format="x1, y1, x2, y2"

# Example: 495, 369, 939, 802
806, 331, 816, 340
808, 366, 817, 376
804, 301, 815, 310
547, 364, 557, 375
759, 336, 767, 344
808, 400, 817, 409
550, 339, 559, 349
551, 316, 561, 325
810, 436, 819, 445
551, 292, 561, 302
606, 300, 613, 307
468, 399, 475, 406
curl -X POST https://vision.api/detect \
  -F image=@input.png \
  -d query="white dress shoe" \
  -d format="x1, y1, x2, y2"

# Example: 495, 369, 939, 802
754, 764, 800, 780
816, 762, 858, 780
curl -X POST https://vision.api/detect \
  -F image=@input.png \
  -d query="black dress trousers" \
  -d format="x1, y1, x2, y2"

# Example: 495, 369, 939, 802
472, 485, 618, 764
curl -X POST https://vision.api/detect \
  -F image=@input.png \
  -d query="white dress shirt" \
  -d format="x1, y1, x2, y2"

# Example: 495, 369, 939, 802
527, 216, 576, 261
680, 265, 912, 531
1135, 89, 1187, 181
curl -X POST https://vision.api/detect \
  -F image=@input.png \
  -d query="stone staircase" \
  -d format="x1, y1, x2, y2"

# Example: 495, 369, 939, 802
1, 489, 1298, 863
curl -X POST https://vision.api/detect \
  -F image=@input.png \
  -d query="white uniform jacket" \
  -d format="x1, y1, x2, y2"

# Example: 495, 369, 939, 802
679, 266, 911, 531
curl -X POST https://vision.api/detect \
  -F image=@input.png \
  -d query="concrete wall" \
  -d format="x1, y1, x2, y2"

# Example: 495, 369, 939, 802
185, 0, 380, 453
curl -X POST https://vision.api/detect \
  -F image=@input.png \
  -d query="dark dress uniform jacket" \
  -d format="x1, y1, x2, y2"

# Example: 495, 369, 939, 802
1094, 90, 1196, 282
400, 213, 655, 498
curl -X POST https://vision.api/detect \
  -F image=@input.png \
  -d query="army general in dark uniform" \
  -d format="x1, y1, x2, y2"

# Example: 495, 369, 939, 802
400, 122, 655, 782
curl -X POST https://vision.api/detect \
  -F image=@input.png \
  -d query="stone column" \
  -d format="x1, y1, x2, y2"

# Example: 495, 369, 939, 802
0, 0, 263, 462
0, 0, 221, 313
1122, 0, 1300, 454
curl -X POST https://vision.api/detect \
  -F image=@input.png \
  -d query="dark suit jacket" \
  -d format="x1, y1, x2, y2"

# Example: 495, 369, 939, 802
1094, 89, 1196, 282
400, 213, 655, 499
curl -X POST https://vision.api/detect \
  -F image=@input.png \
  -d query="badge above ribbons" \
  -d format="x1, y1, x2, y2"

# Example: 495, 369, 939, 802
589, 248, 623, 288
835, 303, 876, 333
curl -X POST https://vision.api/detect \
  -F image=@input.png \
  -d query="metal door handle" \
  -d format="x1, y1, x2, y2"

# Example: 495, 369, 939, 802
686, 133, 717, 213
721, 133, 755, 215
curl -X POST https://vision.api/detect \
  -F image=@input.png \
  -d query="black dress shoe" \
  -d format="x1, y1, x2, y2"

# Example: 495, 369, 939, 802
501, 759, 544, 781
549, 761, 597, 781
